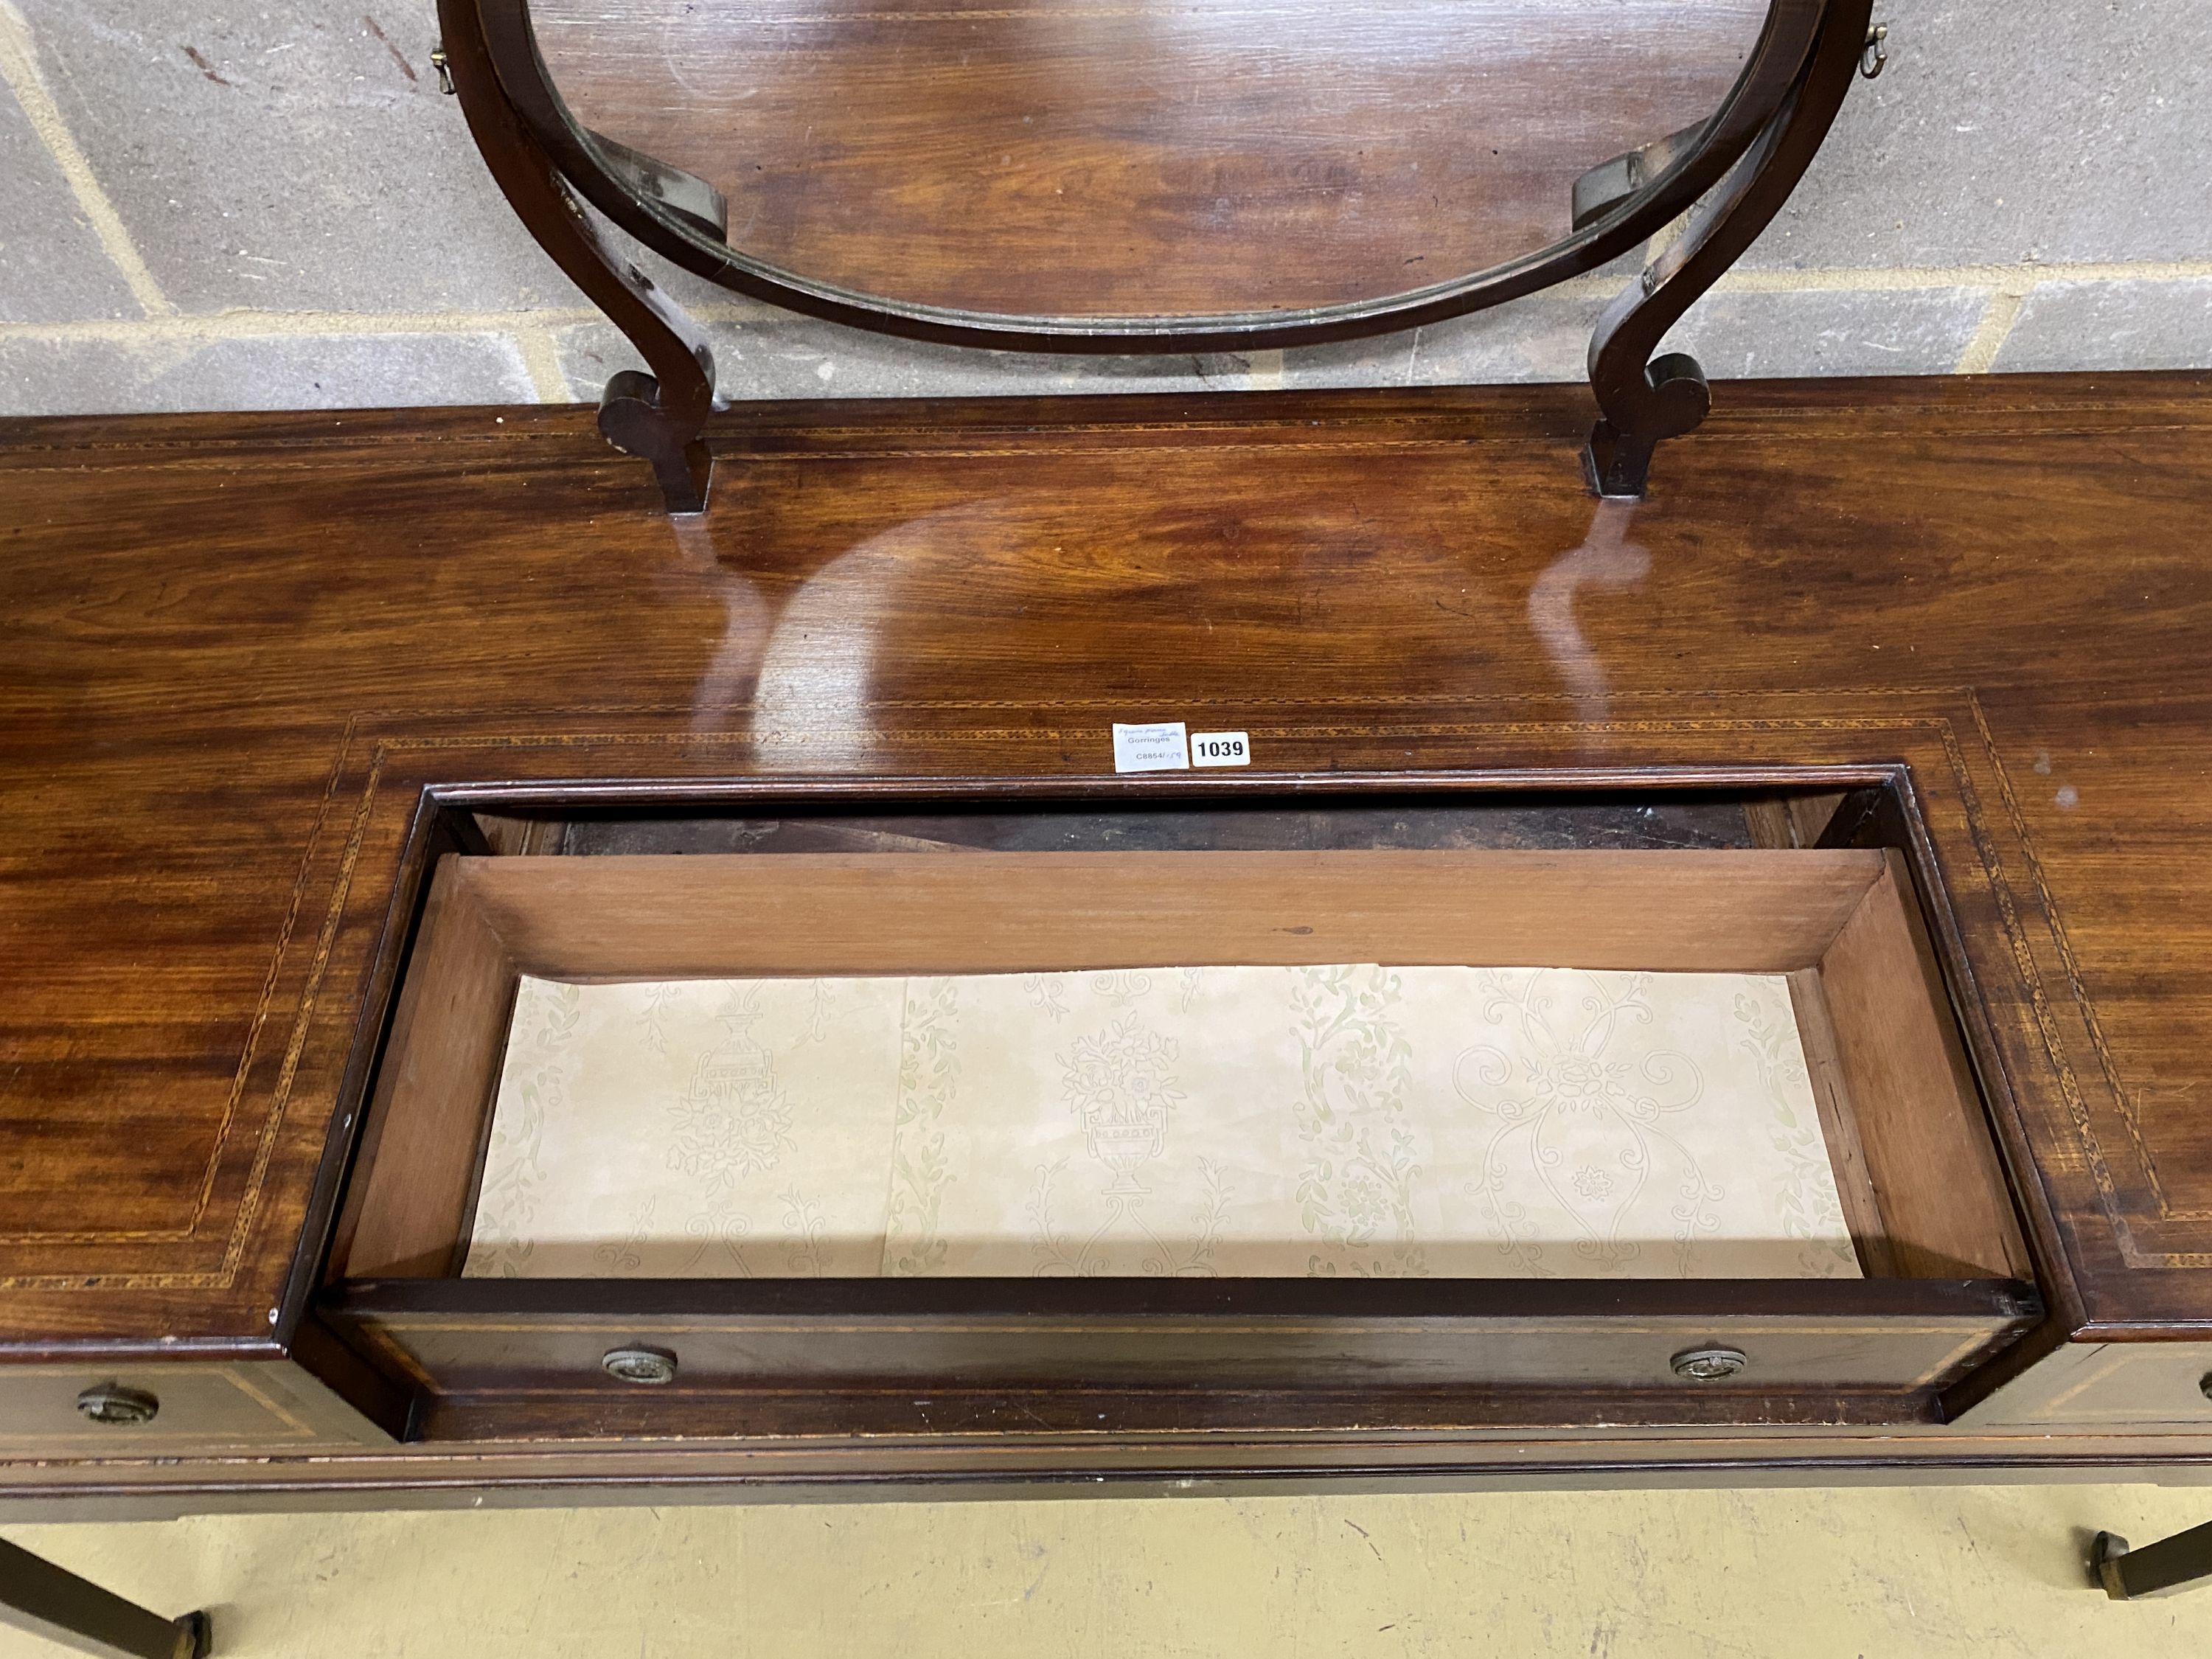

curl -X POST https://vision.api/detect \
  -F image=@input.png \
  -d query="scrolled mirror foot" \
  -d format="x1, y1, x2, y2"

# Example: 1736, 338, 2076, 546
597, 369, 714, 515
1584, 352, 1711, 499
1585, 420, 1657, 500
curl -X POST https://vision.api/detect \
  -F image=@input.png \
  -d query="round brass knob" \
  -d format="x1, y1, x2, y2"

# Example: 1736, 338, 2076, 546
601, 1345, 678, 1385
1670, 1346, 1748, 1383
76, 1383, 160, 1425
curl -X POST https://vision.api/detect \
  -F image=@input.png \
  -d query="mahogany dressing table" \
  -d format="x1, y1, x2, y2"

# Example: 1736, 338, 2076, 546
5, 376, 2212, 1518
13, 10, 2212, 1647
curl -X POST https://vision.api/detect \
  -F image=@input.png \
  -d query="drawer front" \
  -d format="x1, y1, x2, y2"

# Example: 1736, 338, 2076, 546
1960, 1340, 2212, 1429
0, 1360, 383, 1457
334, 1294, 2038, 1439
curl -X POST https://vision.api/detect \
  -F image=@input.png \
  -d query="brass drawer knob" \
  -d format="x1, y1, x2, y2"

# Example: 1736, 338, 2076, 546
76, 1383, 160, 1425
1670, 1346, 1748, 1383
601, 1345, 678, 1385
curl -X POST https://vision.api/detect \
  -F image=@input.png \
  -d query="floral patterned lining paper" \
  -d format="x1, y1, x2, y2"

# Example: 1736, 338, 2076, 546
462, 966, 1861, 1280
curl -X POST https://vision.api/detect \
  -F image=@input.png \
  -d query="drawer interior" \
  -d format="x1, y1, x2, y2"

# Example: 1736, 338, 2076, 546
314, 782, 2043, 1438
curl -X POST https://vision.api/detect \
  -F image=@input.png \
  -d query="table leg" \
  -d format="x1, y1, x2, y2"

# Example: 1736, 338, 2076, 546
0, 1538, 210, 1659
2093, 1521, 2212, 1600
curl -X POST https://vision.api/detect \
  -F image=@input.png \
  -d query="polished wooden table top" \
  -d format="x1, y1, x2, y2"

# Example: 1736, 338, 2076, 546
3, 372, 2211, 1382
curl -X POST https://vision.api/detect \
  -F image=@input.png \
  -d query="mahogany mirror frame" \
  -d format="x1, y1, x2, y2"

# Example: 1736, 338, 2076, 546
434, 0, 1876, 512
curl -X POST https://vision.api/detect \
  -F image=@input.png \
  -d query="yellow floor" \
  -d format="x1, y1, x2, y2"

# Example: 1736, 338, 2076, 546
6, 1483, 2212, 1656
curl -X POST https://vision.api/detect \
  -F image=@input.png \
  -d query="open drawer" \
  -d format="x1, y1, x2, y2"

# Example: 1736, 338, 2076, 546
315, 785, 2042, 1441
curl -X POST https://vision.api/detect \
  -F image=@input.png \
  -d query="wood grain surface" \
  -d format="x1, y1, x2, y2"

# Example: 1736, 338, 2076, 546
1815, 856, 2031, 1281
333, 858, 518, 1283
6, 373, 2212, 1493
452, 846, 1888, 973
532, 0, 1769, 316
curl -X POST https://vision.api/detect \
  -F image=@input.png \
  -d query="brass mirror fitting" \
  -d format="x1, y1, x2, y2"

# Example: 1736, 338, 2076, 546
1861, 24, 1890, 79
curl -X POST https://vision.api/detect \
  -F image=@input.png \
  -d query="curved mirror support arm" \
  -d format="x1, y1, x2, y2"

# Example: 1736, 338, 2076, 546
1586, 0, 1874, 498
588, 129, 729, 245
436, 0, 717, 512
1572, 123, 1712, 234
446, 0, 1853, 509
476, 0, 1827, 350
